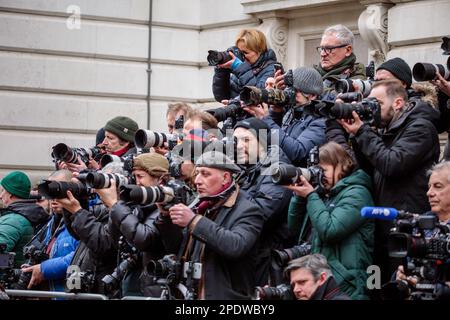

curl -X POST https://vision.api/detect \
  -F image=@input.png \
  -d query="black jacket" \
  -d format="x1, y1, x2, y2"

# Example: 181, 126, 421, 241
109, 202, 181, 296
353, 99, 440, 212
238, 146, 293, 285
212, 49, 277, 102
64, 205, 117, 293
156, 188, 264, 299
310, 276, 351, 300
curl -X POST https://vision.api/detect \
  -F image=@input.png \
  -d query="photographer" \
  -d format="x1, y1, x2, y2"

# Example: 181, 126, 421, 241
156, 151, 264, 299
56, 164, 124, 294
287, 142, 374, 300
167, 102, 193, 134
338, 79, 440, 283
212, 29, 277, 102
247, 67, 326, 166
273, 25, 364, 104
286, 254, 349, 300
394, 161, 450, 297
233, 117, 293, 285
97, 153, 179, 297
22, 170, 79, 291
59, 116, 139, 172
182, 109, 219, 141
0, 171, 49, 267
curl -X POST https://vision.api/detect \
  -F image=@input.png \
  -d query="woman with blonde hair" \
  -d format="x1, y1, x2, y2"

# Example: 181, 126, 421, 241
212, 28, 277, 102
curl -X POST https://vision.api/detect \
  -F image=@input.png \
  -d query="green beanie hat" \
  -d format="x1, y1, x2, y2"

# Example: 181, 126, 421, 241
0, 171, 31, 199
104, 116, 139, 143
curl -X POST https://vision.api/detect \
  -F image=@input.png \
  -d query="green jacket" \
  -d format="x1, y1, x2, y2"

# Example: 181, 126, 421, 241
0, 201, 49, 266
288, 169, 374, 300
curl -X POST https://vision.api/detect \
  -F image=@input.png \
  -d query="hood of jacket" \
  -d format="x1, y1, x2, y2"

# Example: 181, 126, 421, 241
329, 169, 372, 197
6, 200, 50, 227
388, 98, 441, 133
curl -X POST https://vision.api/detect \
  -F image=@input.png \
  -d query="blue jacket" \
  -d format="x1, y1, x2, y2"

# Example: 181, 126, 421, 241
212, 49, 277, 102
263, 107, 326, 166
40, 215, 79, 292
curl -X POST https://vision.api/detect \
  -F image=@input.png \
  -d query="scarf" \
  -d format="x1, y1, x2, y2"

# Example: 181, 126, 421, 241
314, 53, 358, 80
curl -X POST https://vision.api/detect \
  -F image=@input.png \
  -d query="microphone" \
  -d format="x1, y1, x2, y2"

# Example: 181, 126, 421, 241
360, 207, 401, 220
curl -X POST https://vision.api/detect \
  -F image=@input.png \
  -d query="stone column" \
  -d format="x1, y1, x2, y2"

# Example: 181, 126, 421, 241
259, 17, 289, 67
358, 1, 393, 67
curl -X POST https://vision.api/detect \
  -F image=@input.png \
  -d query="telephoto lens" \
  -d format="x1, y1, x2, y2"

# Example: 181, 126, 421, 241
52, 143, 78, 164
37, 180, 87, 199
271, 165, 312, 185
413, 60, 450, 82
134, 129, 174, 149
207, 50, 232, 66
86, 173, 130, 189
119, 185, 174, 205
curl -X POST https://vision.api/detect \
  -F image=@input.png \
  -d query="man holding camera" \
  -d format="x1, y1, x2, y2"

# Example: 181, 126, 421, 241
233, 117, 293, 285
22, 170, 79, 292
338, 79, 440, 283
0, 171, 49, 267
156, 151, 264, 299
394, 161, 450, 297
246, 67, 326, 166
286, 254, 350, 300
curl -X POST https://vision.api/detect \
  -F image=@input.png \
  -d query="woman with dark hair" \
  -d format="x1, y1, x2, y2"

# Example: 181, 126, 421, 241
212, 28, 277, 102
287, 141, 374, 300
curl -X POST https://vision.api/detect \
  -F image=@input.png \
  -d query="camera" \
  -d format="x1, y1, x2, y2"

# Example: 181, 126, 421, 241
272, 243, 312, 268
0, 244, 20, 289
271, 145, 323, 187
206, 98, 247, 124
240, 86, 296, 108
52, 143, 102, 166
100, 153, 135, 175
307, 97, 381, 127
37, 180, 88, 199
207, 46, 244, 67
379, 212, 450, 300
85, 172, 131, 189
147, 254, 180, 279
334, 78, 373, 97
119, 179, 191, 209
413, 38, 450, 82
135, 130, 181, 151
254, 284, 293, 300
14, 245, 49, 290
388, 214, 450, 260
101, 237, 138, 296
413, 57, 450, 82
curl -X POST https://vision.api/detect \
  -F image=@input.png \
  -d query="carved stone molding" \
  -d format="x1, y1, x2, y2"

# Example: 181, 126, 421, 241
358, 3, 392, 66
259, 17, 289, 67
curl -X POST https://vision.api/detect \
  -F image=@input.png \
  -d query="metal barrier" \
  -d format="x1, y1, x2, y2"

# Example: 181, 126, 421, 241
5, 289, 108, 300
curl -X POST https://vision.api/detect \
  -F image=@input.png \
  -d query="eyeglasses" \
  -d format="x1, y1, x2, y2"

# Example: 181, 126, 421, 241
316, 44, 348, 54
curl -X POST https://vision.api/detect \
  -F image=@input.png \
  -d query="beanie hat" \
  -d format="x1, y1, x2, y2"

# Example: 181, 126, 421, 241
133, 153, 169, 177
104, 116, 139, 143
0, 171, 31, 199
195, 151, 241, 174
377, 57, 412, 88
234, 117, 271, 145
96, 127, 105, 146
292, 67, 324, 96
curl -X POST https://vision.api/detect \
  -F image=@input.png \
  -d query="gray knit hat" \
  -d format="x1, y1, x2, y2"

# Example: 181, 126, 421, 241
292, 67, 324, 96
195, 151, 241, 174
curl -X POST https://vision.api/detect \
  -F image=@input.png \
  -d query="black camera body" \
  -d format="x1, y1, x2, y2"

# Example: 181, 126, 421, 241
206, 98, 247, 126
101, 236, 138, 296
383, 213, 450, 300
307, 97, 382, 127
0, 244, 21, 289
14, 245, 49, 290
207, 46, 244, 67
38, 180, 88, 199
52, 143, 102, 166
271, 146, 323, 188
